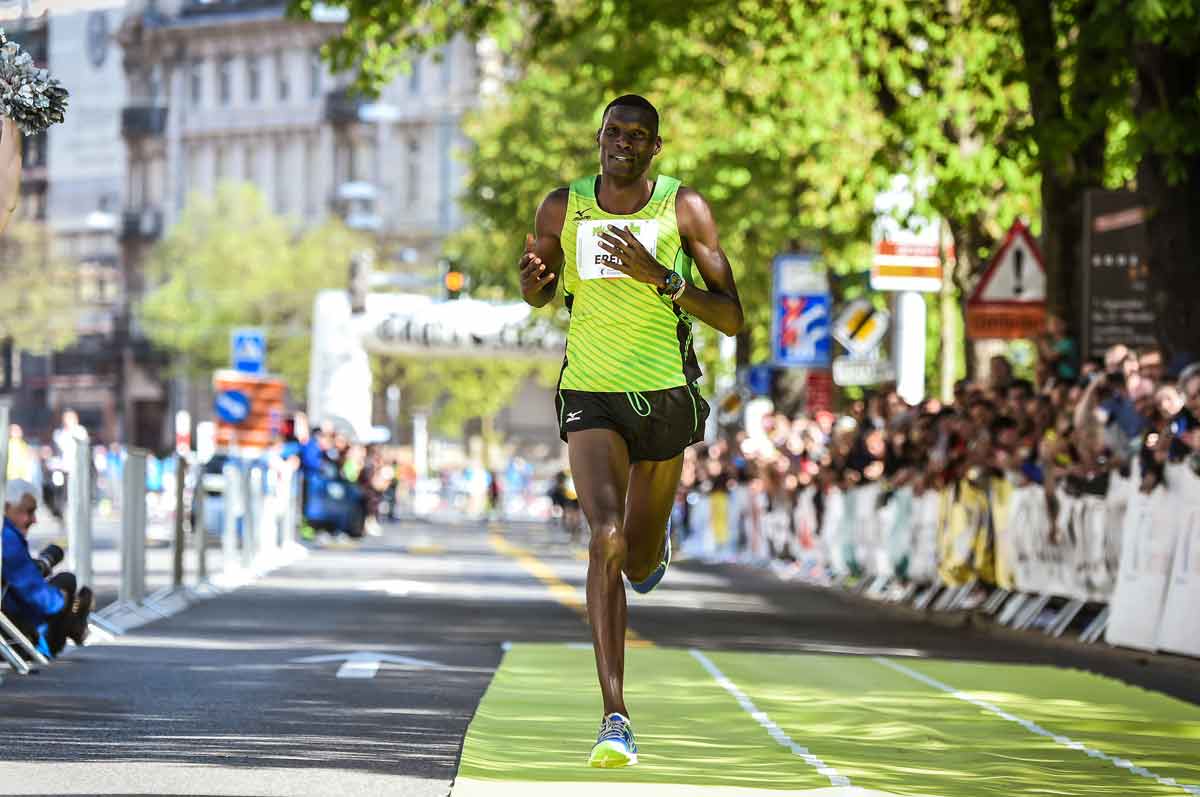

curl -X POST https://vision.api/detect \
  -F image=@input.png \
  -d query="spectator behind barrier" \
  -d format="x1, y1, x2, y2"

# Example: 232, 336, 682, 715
1, 479, 92, 657
678, 343, 1200, 579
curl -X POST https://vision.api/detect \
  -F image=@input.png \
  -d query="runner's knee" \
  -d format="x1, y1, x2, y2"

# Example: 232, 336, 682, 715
589, 521, 626, 568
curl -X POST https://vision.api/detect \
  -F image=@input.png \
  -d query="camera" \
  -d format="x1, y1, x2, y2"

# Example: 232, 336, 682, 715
34, 543, 64, 578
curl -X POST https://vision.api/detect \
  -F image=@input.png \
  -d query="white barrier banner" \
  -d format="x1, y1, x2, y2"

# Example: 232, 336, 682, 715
1106, 485, 1176, 651
1157, 464, 1200, 657
907, 490, 941, 584
1006, 485, 1050, 593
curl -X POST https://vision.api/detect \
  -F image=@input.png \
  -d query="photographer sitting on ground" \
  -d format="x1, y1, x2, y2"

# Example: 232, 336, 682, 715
1, 479, 91, 657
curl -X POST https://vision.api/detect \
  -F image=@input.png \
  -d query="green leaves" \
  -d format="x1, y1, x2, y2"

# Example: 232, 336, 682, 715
140, 183, 368, 397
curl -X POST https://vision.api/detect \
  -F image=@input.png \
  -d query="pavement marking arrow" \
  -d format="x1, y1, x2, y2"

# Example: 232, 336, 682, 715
291, 651, 444, 679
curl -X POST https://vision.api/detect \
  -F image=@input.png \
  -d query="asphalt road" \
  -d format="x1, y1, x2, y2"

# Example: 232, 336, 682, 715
1, 518, 1196, 796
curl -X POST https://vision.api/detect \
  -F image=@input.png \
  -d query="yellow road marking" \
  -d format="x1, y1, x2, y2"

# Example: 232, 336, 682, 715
488, 532, 651, 647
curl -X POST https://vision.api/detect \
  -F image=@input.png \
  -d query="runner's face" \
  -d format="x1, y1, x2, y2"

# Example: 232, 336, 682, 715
597, 107, 660, 179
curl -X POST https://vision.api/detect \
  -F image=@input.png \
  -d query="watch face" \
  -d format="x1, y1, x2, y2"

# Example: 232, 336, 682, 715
87, 11, 109, 69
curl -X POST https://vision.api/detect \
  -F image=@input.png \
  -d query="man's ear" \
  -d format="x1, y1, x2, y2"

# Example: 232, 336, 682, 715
653, 136, 662, 156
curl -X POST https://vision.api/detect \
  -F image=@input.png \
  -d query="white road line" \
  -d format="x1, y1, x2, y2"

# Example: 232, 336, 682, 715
689, 649, 851, 788
874, 657, 1200, 796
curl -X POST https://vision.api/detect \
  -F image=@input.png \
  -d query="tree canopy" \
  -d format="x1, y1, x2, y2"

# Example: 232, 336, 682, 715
0, 219, 81, 353
292, 0, 1200, 362
139, 182, 366, 398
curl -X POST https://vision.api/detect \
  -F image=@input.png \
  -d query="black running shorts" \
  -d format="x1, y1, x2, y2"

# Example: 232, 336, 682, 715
555, 384, 711, 462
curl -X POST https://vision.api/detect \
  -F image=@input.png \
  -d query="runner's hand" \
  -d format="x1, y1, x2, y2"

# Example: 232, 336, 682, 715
598, 225, 669, 288
519, 233, 555, 296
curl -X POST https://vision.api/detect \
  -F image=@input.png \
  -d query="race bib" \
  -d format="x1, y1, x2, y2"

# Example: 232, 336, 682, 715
575, 220, 659, 280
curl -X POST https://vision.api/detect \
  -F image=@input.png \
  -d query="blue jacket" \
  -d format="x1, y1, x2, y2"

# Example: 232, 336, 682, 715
2, 518, 65, 627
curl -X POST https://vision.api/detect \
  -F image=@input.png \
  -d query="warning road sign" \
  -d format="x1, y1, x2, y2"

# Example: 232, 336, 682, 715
967, 220, 1047, 339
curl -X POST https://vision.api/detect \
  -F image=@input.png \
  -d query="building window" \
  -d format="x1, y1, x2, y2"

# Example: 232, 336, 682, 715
409, 57, 421, 95
303, 136, 316, 217
309, 48, 322, 98
214, 145, 226, 181
245, 143, 257, 184
218, 56, 232, 106
275, 51, 289, 101
441, 42, 452, 89
274, 140, 287, 213
149, 64, 162, 105
407, 137, 419, 205
247, 55, 260, 103
190, 58, 203, 106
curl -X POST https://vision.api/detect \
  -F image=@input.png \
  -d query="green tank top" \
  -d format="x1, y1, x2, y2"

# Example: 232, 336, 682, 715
559, 175, 702, 392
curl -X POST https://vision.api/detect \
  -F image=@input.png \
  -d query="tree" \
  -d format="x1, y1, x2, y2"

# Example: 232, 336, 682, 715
139, 182, 367, 399
0, 219, 81, 352
295, 0, 1200, 366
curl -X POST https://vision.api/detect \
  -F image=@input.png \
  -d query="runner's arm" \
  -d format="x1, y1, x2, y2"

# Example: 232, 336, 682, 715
0, 117, 21, 237
675, 187, 743, 336
520, 188, 568, 308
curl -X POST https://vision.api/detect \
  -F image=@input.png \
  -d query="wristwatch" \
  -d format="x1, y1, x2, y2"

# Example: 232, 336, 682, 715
658, 270, 686, 302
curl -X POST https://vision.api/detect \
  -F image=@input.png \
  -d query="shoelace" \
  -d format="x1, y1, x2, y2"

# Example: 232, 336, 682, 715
597, 716, 631, 744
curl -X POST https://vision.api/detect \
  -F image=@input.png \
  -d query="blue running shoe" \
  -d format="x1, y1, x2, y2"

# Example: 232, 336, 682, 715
629, 520, 670, 595
588, 712, 638, 767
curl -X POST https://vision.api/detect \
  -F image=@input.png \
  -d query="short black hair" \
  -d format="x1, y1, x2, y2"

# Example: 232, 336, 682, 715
602, 94, 659, 136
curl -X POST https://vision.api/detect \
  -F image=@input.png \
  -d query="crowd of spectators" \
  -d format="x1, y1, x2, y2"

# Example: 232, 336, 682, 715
679, 338, 1200, 555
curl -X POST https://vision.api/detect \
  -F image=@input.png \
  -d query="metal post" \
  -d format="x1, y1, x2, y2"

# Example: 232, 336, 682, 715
171, 453, 186, 588
243, 465, 260, 569
221, 462, 240, 576
191, 463, 208, 583
120, 450, 148, 605
67, 439, 93, 588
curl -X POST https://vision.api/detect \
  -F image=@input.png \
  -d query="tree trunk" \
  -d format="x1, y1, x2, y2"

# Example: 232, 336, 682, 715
1134, 43, 1200, 361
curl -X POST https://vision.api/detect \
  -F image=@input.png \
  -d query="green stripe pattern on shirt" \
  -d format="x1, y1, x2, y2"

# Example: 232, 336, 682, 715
560, 174, 701, 392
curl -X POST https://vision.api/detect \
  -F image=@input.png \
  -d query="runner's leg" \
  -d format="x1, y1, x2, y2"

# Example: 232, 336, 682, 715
569, 428, 631, 718
623, 455, 684, 582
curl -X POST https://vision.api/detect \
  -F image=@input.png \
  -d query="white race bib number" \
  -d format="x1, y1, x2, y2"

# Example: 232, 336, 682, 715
575, 220, 659, 280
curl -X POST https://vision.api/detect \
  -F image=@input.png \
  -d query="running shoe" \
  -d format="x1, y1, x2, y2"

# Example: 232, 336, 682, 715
629, 520, 671, 594
588, 712, 638, 767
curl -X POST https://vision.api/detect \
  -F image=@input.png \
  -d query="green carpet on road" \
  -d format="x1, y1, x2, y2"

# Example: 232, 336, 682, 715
455, 644, 1200, 796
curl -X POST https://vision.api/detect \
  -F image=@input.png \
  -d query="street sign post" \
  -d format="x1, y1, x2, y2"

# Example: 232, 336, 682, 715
231, 328, 267, 375
833, 299, 890, 357
771, 253, 831, 369
833, 355, 897, 387
966, 220, 1047, 339
871, 240, 945, 293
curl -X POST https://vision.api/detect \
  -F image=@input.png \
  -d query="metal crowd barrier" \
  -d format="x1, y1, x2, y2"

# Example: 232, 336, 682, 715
0, 419, 307, 680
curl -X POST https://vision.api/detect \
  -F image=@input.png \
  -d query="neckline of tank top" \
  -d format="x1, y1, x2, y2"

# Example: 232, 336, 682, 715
590, 175, 663, 218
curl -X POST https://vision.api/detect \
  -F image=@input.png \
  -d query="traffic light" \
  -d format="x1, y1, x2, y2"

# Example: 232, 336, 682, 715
444, 268, 467, 299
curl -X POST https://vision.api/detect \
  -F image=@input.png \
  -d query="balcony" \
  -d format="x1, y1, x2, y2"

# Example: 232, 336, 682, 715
120, 208, 163, 242
121, 106, 168, 138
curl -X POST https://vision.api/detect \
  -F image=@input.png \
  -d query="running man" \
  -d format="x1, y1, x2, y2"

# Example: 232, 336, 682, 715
519, 94, 743, 767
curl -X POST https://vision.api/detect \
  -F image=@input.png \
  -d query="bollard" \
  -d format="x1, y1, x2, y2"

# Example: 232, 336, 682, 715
221, 462, 241, 576
191, 463, 208, 583
243, 464, 260, 569
66, 439, 93, 589
171, 453, 186, 589
120, 450, 148, 605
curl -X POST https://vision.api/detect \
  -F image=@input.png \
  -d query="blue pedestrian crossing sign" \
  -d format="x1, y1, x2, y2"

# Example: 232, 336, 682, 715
771, 253, 831, 369
231, 328, 267, 375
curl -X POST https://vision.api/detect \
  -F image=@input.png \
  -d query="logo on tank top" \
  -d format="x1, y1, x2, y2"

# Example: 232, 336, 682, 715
576, 220, 659, 280
574, 208, 592, 221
